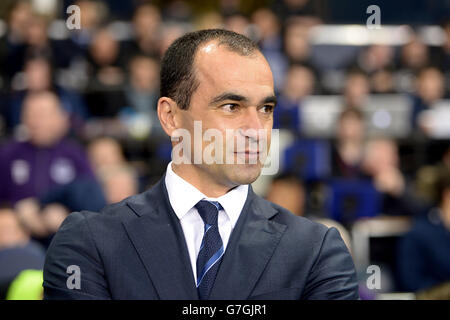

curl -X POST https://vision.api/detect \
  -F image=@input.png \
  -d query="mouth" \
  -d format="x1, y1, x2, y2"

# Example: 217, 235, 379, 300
234, 150, 260, 155
233, 151, 261, 164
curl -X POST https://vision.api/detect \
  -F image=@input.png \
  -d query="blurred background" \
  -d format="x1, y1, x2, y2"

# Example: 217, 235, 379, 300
0, 0, 449, 300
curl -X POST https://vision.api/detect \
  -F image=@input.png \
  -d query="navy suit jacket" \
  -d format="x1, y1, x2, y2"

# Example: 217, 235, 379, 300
43, 176, 359, 299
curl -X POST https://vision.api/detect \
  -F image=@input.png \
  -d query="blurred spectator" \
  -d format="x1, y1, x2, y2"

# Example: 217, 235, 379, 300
158, 22, 190, 57
283, 19, 314, 67
353, 43, 396, 94
265, 172, 352, 253
69, 0, 108, 51
282, 64, 316, 100
87, 136, 140, 203
0, 91, 96, 205
410, 66, 445, 135
252, 8, 286, 91
13, 198, 68, 243
6, 54, 88, 135
356, 44, 395, 75
122, 54, 163, 137
1, 91, 103, 245
0, 207, 45, 299
0, 1, 32, 82
362, 138, 424, 216
87, 136, 126, 172
98, 165, 138, 204
397, 171, 450, 292
252, 8, 281, 50
38, 177, 106, 214
0, 0, 33, 82
24, 12, 79, 70
0, 207, 28, 248
416, 145, 450, 207
265, 173, 306, 217
370, 67, 397, 94
129, 56, 159, 99
331, 108, 366, 178
395, 35, 430, 93
343, 69, 370, 109
84, 26, 127, 118
124, 2, 162, 59
13, 177, 106, 248
24, 13, 52, 58
273, 64, 315, 132
398, 35, 430, 73
223, 13, 252, 38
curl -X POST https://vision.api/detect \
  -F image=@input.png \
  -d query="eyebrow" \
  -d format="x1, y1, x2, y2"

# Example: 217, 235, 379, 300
209, 92, 277, 106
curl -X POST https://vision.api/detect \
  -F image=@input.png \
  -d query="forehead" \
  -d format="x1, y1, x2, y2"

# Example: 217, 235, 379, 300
0, 210, 17, 223
24, 94, 60, 113
193, 41, 274, 99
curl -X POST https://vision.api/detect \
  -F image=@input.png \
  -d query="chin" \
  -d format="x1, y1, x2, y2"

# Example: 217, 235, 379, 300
229, 163, 262, 185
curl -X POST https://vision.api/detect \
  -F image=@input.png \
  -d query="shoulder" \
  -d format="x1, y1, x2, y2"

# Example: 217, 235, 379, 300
54, 139, 93, 169
0, 141, 31, 169
252, 195, 359, 299
251, 195, 352, 264
402, 211, 443, 244
252, 195, 330, 239
56, 138, 87, 154
0, 140, 27, 156
59, 184, 161, 233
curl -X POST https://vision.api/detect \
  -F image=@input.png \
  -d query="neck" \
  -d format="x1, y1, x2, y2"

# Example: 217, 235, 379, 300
171, 163, 234, 198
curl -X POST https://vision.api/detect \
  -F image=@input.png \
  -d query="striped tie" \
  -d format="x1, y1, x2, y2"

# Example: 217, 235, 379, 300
195, 200, 224, 300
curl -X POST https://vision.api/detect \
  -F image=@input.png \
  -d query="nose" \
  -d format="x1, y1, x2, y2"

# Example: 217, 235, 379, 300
240, 107, 265, 139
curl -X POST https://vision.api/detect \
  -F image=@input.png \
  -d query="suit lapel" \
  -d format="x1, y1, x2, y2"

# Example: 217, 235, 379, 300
209, 187, 287, 300
122, 177, 198, 300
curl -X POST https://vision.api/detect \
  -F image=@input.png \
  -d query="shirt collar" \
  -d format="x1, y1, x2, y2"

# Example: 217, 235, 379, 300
165, 162, 248, 227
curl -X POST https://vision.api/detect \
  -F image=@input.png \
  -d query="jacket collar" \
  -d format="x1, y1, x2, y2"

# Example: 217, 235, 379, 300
123, 175, 286, 299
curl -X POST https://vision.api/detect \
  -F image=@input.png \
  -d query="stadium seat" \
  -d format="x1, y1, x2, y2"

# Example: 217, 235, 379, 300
282, 139, 331, 182
326, 178, 382, 225
351, 216, 412, 294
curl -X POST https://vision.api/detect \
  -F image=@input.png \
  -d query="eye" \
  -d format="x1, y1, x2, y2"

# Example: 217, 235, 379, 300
260, 105, 274, 114
221, 103, 239, 112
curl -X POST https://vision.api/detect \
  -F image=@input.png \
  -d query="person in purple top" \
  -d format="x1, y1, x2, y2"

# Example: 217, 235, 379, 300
0, 90, 95, 206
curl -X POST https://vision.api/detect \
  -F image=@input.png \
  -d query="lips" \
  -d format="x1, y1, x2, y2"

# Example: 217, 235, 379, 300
234, 151, 259, 154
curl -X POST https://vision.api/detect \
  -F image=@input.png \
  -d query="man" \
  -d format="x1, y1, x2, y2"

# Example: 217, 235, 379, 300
43, 29, 359, 300
0, 91, 96, 205
0, 207, 46, 299
0, 90, 103, 244
397, 171, 450, 293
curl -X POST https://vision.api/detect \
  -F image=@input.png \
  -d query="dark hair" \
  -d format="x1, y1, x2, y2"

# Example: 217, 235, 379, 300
338, 107, 364, 122
23, 90, 63, 113
160, 29, 260, 110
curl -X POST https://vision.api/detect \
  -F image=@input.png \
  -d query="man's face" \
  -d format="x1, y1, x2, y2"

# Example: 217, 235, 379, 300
175, 42, 276, 188
22, 93, 68, 147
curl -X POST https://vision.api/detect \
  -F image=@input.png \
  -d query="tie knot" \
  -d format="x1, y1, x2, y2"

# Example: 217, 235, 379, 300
195, 200, 221, 226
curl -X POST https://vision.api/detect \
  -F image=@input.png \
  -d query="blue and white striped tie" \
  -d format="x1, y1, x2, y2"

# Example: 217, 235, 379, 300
195, 200, 224, 300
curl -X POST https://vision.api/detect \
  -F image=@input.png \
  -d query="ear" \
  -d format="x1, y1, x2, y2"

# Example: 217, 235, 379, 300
157, 97, 180, 137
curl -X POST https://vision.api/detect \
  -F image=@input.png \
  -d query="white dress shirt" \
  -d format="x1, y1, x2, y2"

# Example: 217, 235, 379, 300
164, 161, 248, 282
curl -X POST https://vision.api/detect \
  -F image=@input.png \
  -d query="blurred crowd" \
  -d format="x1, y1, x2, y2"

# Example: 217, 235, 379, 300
0, 0, 449, 299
